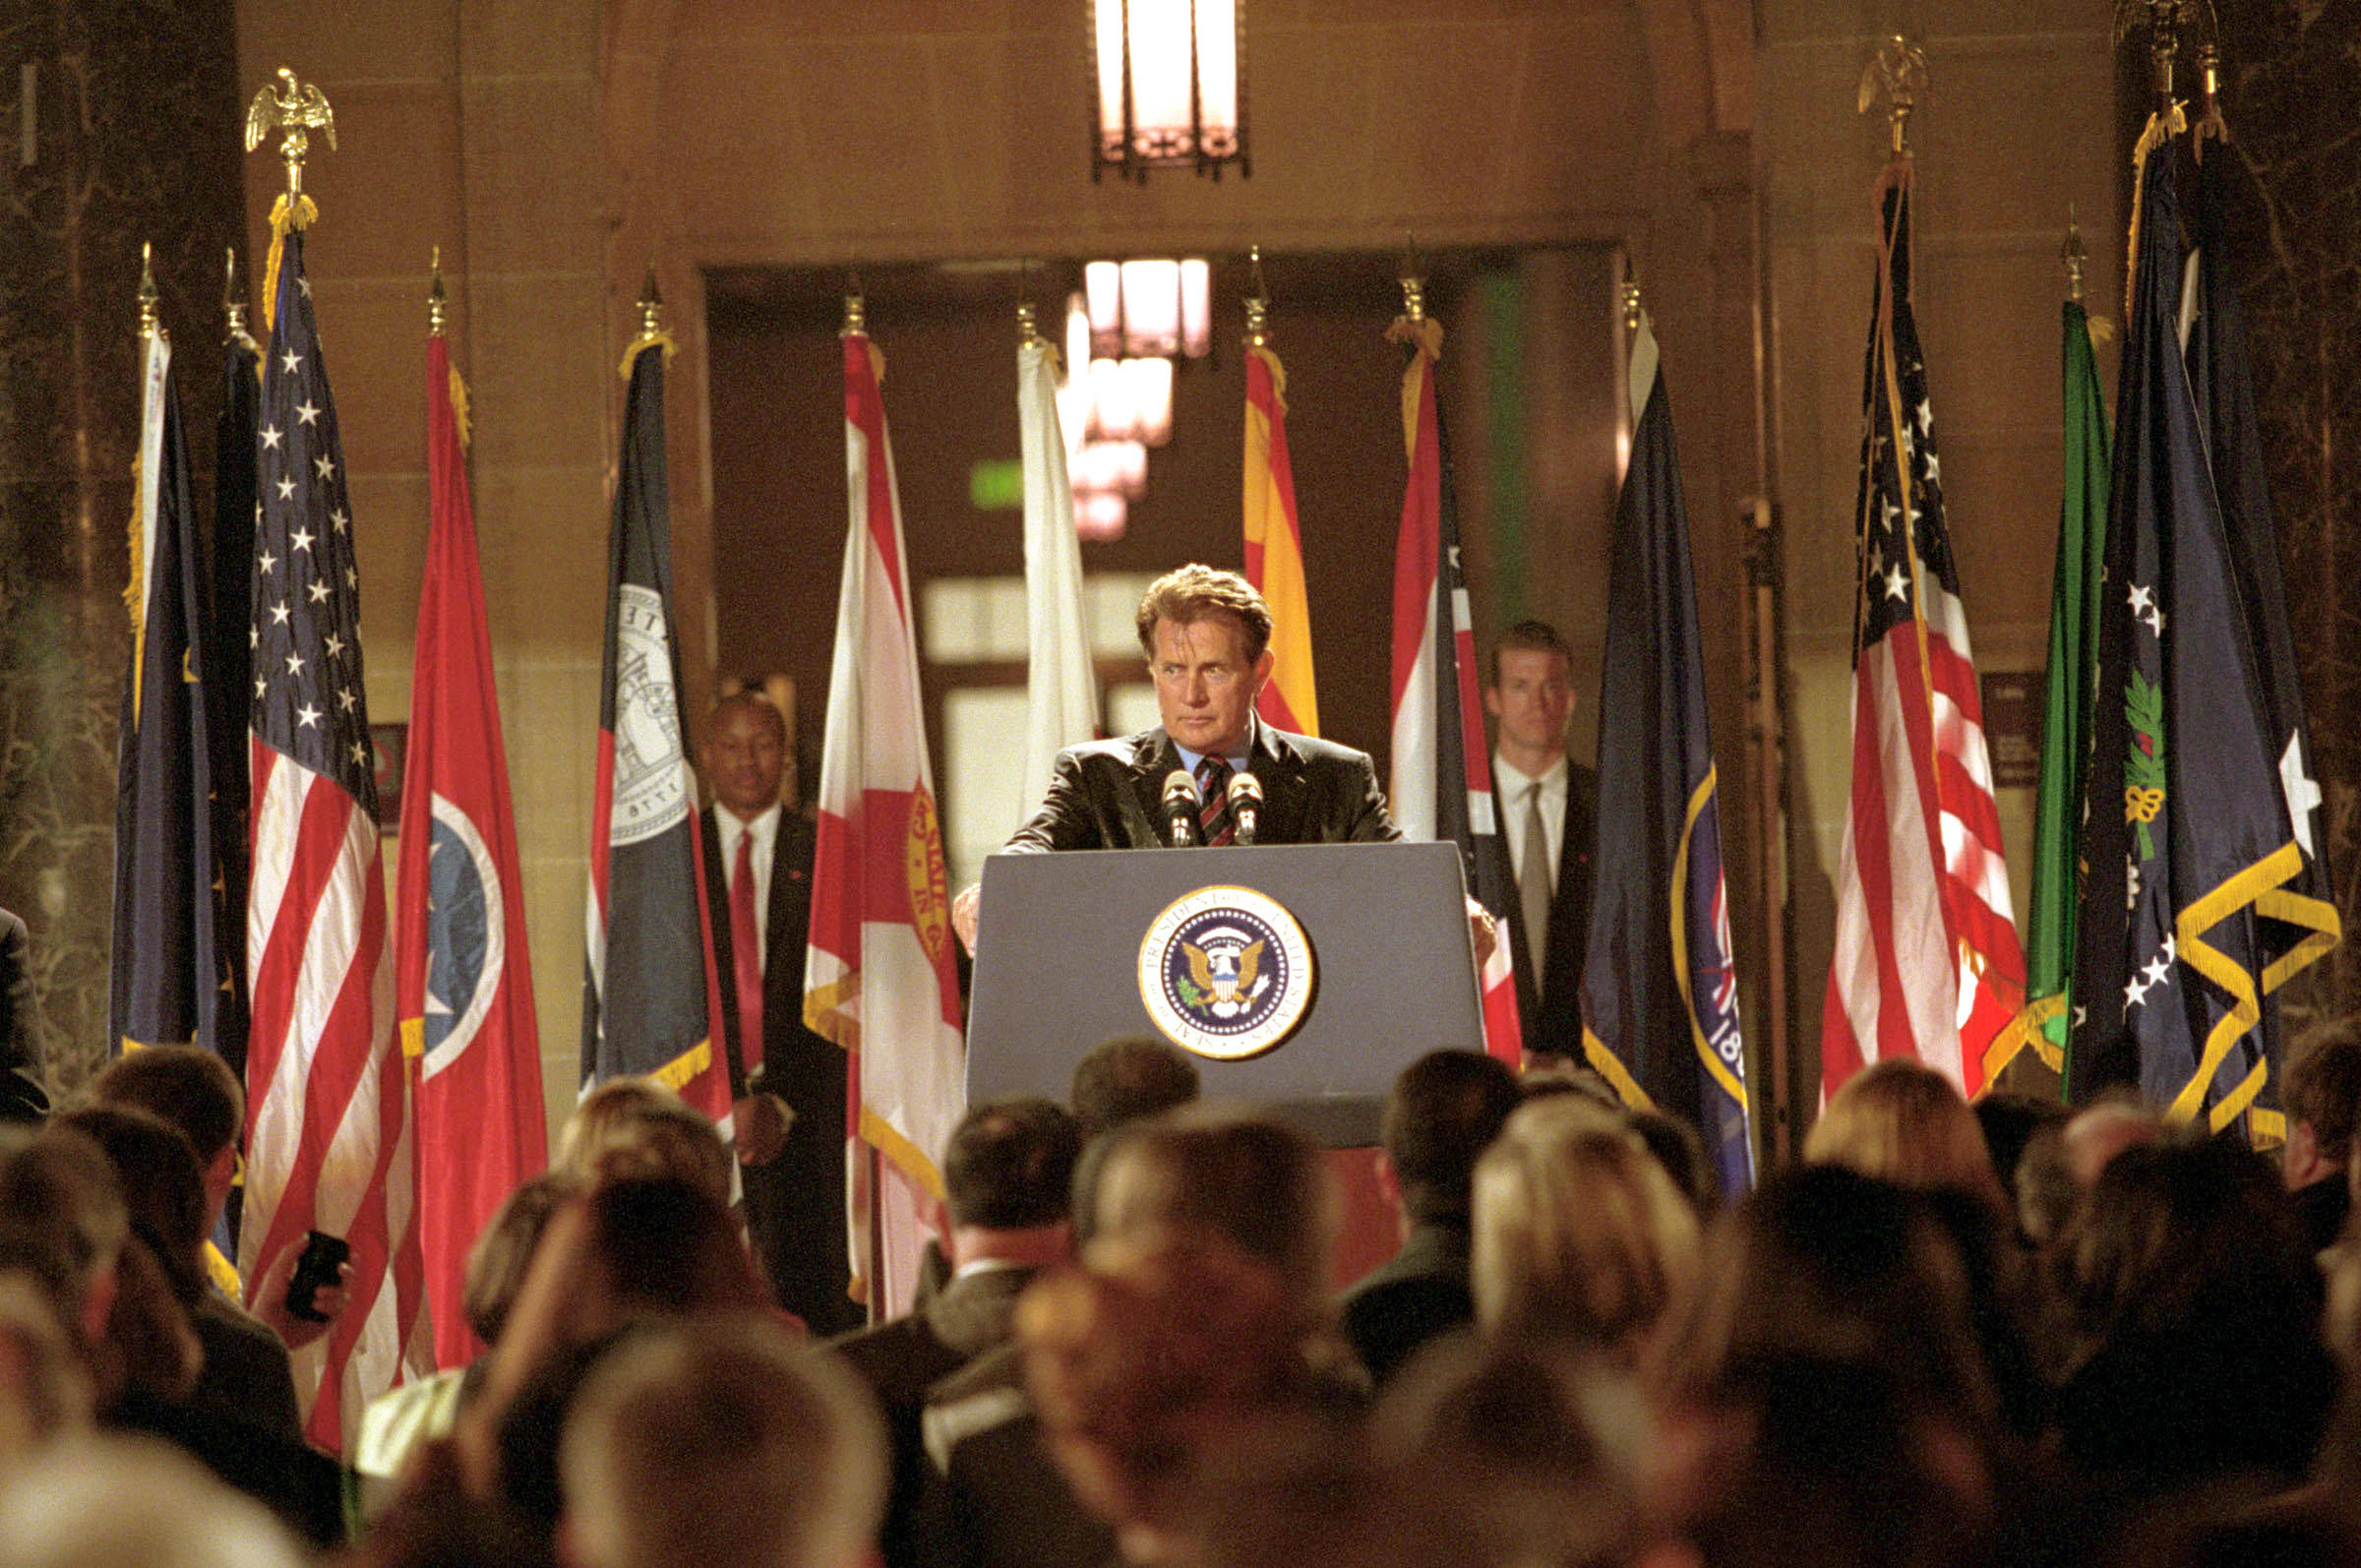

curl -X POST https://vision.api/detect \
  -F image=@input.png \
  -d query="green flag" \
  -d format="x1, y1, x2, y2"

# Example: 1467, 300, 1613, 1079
2014, 298, 2111, 1086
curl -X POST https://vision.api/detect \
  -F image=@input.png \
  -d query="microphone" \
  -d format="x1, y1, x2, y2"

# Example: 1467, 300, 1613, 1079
1226, 770, 1263, 846
1162, 770, 1198, 847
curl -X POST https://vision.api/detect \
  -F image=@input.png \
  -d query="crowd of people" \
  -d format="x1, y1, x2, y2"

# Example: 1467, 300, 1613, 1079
0, 1020, 2358, 1568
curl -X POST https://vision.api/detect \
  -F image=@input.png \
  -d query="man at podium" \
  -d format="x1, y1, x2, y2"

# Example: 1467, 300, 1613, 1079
951, 565, 1401, 949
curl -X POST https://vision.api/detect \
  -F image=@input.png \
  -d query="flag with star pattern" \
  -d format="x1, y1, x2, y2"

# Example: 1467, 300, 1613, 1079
242, 229, 429, 1451
1822, 159, 2026, 1103
2067, 134, 2337, 1135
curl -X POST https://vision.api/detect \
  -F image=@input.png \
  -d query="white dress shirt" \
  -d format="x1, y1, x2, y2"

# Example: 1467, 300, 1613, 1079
714, 802, 782, 970
1492, 753, 1569, 887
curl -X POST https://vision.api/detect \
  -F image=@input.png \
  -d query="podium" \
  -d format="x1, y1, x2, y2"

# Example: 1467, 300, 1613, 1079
967, 841, 1483, 1146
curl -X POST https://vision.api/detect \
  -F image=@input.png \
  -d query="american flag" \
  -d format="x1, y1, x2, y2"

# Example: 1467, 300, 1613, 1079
243, 228, 428, 1450
1822, 165, 2026, 1102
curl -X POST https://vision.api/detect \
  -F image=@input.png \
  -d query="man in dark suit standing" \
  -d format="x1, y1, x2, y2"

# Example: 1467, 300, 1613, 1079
1341, 1048, 1522, 1384
951, 564, 1413, 950
831, 1098, 1080, 1568
700, 690, 862, 1335
1485, 621, 1599, 1060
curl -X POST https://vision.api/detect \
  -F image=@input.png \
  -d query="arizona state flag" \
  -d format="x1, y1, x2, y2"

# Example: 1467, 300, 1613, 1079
1577, 312, 1751, 1193
1245, 332, 1318, 736
1386, 308, 1521, 1063
397, 311, 548, 1367
2016, 295, 2111, 1082
2068, 127, 2337, 1133
111, 326, 220, 1055
807, 323, 966, 1317
580, 329, 733, 1129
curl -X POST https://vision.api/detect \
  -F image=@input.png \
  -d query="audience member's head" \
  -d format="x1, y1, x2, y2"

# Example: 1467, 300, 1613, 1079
50, 1106, 207, 1308
2056, 1133, 2332, 1491
1080, 1106, 1334, 1303
1517, 1066, 1623, 1114
464, 1173, 579, 1348
0, 1278, 90, 1477
1627, 1108, 1718, 1218
0, 1128, 127, 1351
0, 1435, 310, 1568
2012, 1120, 2080, 1250
1070, 1039, 1201, 1140
2283, 1014, 2361, 1191
1651, 1165, 2000, 1445
560, 1316, 885, 1568
1472, 1099, 1699, 1361
1370, 1336, 1643, 1568
87, 1047, 243, 1226
1804, 1059, 2006, 1212
557, 1079, 732, 1208
1020, 1228, 1326, 1565
1380, 1050, 1522, 1226
2060, 1095, 2164, 1189
944, 1099, 1082, 1235
576, 1176, 766, 1322
1970, 1091, 2068, 1211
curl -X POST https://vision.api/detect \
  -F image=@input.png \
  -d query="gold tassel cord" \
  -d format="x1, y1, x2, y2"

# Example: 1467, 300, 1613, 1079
259, 192, 319, 336
2124, 102, 2188, 326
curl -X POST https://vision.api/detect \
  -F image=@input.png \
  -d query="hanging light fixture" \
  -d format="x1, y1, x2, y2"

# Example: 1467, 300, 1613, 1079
1091, 0, 1248, 181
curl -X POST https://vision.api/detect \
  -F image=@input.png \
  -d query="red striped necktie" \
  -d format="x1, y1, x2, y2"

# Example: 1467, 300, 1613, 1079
1197, 757, 1237, 847
730, 828, 764, 1072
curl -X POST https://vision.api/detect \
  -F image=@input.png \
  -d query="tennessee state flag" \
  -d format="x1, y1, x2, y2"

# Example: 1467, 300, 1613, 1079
395, 317, 549, 1368
1244, 333, 1318, 736
807, 322, 966, 1318
1386, 308, 1523, 1064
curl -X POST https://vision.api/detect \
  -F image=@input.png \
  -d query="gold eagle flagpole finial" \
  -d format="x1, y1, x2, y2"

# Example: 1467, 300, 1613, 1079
1857, 34, 1928, 154
428, 246, 449, 338
244, 67, 335, 199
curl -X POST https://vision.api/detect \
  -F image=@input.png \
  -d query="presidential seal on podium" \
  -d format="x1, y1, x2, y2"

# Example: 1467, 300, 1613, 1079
1138, 884, 1315, 1060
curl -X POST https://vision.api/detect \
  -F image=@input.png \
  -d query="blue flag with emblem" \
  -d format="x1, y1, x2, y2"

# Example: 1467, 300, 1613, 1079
2067, 125, 2339, 1134
1578, 311, 1751, 1194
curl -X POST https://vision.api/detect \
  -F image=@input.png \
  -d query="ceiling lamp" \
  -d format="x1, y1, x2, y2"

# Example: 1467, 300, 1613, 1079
1091, 0, 1247, 181
1083, 258, 1212, 360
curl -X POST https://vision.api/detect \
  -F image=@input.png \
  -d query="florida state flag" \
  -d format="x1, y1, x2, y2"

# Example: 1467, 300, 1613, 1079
396, 318, 549, 1368
807, 323, 966, 1318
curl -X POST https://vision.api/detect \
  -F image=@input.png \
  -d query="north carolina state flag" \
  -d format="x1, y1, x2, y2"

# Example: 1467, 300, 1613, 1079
395, 328, 548, 1367
806, 327, 966, 1318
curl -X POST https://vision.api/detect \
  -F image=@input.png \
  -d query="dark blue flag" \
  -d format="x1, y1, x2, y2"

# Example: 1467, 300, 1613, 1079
2185, 148, 2337, 1031
2068, 132, 2339, 1135
1577, 314, 1751, 1194
110, 331, 219, 1055
579, 332, 732, 1118
209, 303, 261, 1082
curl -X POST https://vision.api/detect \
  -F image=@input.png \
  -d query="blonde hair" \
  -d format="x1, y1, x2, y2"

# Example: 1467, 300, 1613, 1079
1805, 1058, 2004, 1211
1470, 1099, 1699, 1360
558, 1078, 733, 1208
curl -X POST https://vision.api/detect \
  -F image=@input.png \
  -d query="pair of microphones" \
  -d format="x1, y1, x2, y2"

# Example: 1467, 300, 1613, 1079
1161, 769, 1261, 847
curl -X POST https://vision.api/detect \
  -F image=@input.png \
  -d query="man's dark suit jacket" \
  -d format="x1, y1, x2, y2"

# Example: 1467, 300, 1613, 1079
700, 806, 862, 1336
1005, 725, 1400, 852
1340, 1217, 1475, 1387
1504, 762, 1599, 1057
831, 1266, 1039, 1568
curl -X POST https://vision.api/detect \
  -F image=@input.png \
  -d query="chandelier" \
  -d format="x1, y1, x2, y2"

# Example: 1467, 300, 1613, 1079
1090, 0, 1248, 181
